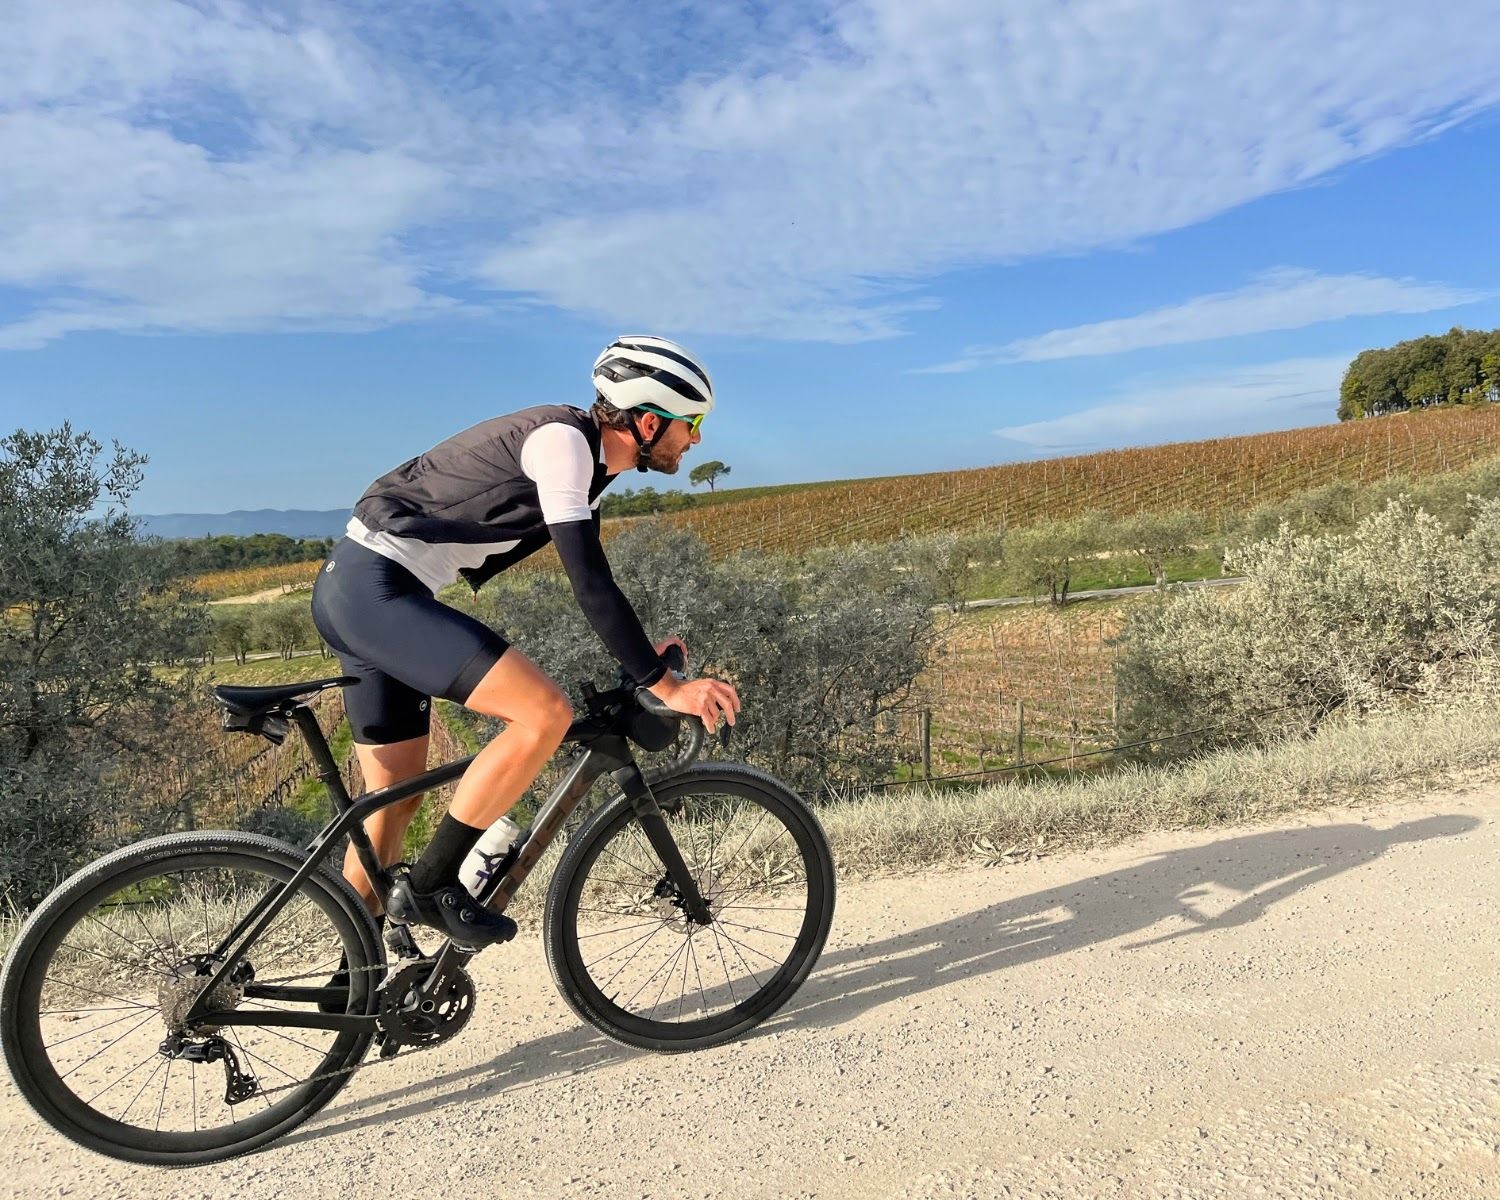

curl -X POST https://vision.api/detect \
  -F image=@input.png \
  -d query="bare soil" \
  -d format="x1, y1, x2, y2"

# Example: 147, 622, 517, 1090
7, 781, 1500, 1198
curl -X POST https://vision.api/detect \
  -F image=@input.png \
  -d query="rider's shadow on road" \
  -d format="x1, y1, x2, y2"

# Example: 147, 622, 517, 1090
289, 811, 1476, 1145
788, 812, 1477, 1031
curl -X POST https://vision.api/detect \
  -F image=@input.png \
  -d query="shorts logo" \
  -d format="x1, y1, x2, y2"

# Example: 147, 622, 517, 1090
419, 700, 429, 712
325, 561, 336, 573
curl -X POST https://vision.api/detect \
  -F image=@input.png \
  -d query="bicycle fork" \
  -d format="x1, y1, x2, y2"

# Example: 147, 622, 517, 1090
614, 762, 714, 926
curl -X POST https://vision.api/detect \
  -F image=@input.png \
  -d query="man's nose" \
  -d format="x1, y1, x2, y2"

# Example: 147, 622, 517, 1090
690, 427, 702, 445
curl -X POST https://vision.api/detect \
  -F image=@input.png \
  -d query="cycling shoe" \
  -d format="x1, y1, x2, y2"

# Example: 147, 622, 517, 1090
384, 877, 517, 949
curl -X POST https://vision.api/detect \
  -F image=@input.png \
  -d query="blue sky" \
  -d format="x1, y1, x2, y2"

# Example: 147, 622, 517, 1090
3, 0, 1500, 515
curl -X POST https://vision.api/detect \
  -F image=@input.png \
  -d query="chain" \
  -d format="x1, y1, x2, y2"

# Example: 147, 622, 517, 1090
219, 957, 454, 1100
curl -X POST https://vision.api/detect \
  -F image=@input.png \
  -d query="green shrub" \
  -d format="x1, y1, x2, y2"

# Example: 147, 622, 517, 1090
480, 521, 938, 797
1115, 497, 1500, 753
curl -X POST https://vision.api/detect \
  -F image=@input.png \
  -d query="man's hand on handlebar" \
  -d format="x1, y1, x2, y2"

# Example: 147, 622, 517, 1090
647, 637, 740, 730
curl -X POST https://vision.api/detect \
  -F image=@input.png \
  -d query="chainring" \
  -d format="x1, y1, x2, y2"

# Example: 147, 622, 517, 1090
376, 959, 476, 1052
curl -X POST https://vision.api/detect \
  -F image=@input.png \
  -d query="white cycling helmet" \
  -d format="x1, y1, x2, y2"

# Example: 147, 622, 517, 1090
593, 335, 714, 417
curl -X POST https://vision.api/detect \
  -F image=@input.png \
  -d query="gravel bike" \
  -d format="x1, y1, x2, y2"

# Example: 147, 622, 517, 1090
1, 658, 836, 1165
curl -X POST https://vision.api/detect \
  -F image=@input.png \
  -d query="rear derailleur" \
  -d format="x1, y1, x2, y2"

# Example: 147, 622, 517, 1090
159, 1034, 260, 1105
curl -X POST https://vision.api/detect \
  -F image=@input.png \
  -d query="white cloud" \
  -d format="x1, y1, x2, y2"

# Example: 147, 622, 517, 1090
992, 356, 1350, 456
3, 0, 1500, 347
918, 270, 1487, 373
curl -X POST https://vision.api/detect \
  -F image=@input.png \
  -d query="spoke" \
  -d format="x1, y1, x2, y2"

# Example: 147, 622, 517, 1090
40, 1004, 144, 1016
44, 1007, 149, 1051
711, 810, 770, 893
687, 930, 711, 1018
588, 918, 673, 978
575, 918, 669, 939
596, 842, 657, 887
701, 795, 731, 871
118, 1054, 169, 1123
577, 876, 655, 892
80, 1037, 162, 1104
711, 869, 808, 910
162, 888, 179, 961
201, 874, 216, 955
716, 925, 767, 992
55, 940, 169, 980
713, 926, 783, 968
674, 933, 695, 1022
627, 935, 691, 1015
624, 822, 662, 876
191, 1061, 198, 1132
59, 1010, 160, 1083
716, 902, 804, 914
716, 917, 798, 941
85, 913, 173, 976
708, 923, 739, 1005
712, 823, 795, 899
236, 1009, 335, 1058
232, 1036, 306, 1086
155, 1056, 173, 1132
43, 975, 154, 1012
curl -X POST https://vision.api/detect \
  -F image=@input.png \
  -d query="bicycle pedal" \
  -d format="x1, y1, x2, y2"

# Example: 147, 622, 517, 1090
385, 922, 425, 961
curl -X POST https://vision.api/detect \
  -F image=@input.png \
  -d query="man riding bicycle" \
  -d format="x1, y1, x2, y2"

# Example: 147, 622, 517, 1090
311, 335, 741, 948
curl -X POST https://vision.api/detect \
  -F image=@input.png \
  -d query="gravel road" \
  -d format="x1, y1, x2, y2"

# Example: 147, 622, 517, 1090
8, 782, 1499, 1199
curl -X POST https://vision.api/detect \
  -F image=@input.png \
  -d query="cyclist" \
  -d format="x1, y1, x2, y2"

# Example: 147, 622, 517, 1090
311, 335, 740, 948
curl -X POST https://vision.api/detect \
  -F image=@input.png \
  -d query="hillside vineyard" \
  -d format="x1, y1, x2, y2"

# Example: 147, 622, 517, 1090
594, 405, 1500, 560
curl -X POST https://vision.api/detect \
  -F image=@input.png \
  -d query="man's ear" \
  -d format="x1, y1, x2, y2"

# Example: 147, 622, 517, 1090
636, 410, 660, 438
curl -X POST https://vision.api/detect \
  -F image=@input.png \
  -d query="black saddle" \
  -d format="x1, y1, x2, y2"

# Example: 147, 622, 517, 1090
212, 676, 356, 744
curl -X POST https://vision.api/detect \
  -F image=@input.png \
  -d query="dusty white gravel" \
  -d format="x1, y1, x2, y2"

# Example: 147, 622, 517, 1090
7, 780, 1499, 1199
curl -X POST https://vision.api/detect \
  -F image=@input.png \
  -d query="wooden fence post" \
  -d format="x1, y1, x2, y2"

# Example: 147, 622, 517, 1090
1015, 699, 1025, 767
920, 709, 932, 780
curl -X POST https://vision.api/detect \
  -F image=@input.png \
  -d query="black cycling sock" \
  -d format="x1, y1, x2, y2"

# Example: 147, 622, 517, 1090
409, 814, 485, 894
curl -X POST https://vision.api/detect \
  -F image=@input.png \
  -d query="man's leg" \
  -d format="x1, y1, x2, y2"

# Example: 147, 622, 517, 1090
404, 649, 573, 896
342, 733, 430, 913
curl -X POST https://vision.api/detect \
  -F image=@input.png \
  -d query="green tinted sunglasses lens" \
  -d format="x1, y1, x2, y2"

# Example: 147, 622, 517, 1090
642, 404, 703, 432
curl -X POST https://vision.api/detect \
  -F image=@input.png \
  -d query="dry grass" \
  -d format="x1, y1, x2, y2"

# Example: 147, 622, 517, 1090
819, 690, 1500, 879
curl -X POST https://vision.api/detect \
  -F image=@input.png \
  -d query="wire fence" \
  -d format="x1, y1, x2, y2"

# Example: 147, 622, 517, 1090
852, 700, 1318, 794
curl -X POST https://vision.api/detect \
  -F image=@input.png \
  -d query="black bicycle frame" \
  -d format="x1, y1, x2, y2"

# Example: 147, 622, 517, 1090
186, 703, 706, 1033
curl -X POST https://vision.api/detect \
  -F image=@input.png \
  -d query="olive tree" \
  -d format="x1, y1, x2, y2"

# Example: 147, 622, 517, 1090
1116, 510, 1203, 586
1004, 513, 1105, 605
0, 426, 208, 906
1114, 498, 1500, 753
213, 610, 255, 665
478, 521, 939, 796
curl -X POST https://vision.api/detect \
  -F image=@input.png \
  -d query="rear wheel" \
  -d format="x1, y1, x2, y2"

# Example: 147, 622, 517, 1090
544, 763, 835, 1052
1, 831, 381, 1165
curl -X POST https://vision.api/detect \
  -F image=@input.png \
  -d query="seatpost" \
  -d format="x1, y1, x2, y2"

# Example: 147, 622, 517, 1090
290, 705, 354, 811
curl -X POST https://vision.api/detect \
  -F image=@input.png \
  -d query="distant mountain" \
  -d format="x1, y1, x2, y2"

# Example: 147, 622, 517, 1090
136, 509, 349, 539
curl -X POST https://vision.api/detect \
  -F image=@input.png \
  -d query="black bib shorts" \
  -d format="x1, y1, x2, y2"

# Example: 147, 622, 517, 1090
310, 538, 509, 745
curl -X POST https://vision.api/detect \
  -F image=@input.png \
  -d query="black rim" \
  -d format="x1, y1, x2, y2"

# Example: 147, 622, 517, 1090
6, 847, 372, 1156
559, 777, 828, 1041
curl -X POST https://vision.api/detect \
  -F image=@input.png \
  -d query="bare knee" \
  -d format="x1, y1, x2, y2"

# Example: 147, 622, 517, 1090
463, 649, 573, 744
534, 689, 574, 741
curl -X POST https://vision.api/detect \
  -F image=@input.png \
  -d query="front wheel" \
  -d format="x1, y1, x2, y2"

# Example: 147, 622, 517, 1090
544, 762, 835, 1052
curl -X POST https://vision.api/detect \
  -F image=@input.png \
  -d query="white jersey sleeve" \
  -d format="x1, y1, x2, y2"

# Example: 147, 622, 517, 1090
519, 422, 596, 525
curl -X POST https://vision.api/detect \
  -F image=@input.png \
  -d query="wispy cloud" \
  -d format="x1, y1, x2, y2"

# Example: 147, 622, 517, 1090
4, 1, 1500, 348
992, 356, 1350, 456
918, 269, 1486, 373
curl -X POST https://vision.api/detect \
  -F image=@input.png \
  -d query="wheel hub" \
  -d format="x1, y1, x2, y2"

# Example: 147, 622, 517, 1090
157, 955, 246, 1034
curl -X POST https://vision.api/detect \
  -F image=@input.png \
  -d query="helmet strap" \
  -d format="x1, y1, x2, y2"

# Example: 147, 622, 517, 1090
629, 412, 672, 473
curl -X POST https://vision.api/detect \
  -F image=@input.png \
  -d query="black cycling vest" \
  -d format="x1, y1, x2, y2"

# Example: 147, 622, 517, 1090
351, 406, 614, 591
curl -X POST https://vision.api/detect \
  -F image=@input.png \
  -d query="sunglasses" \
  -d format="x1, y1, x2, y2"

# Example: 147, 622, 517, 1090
640, 404, 705, 434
